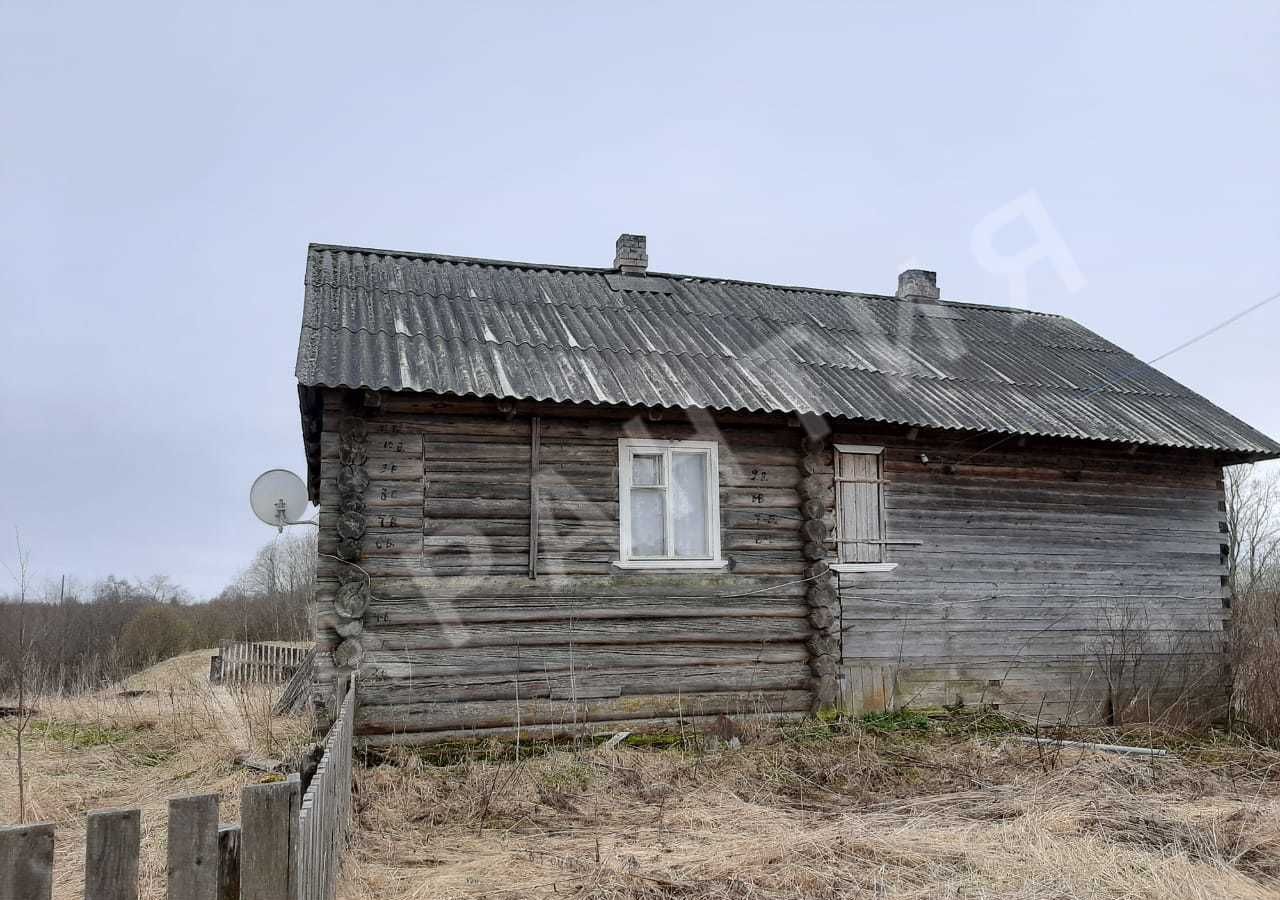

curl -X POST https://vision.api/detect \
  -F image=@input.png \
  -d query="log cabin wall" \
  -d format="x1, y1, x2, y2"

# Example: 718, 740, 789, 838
314, 392, 817, 744
829, 430, 1230, 724
312, 390, 1230, 741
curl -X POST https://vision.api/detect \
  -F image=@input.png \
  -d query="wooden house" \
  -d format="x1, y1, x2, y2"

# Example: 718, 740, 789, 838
294, 235, 1280, 744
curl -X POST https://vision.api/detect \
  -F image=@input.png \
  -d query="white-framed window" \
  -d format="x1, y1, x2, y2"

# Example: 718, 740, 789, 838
616, 438, 726, 569
833, 444, 897, 573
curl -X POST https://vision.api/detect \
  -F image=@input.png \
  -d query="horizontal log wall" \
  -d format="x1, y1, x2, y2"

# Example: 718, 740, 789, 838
312, 391, 1231, 738
315, 394, 814, 742
832, 431, 1230, 724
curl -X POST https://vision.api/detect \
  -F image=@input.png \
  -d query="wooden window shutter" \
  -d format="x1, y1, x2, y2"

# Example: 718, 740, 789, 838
836, 448, 885, 563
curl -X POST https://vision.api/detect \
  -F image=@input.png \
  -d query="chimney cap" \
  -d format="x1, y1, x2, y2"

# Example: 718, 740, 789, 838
897, 269, 940, 302
614, 233, 648, 274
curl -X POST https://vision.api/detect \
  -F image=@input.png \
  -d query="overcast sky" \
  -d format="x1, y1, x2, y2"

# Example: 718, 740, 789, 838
2, 2, 1277, 598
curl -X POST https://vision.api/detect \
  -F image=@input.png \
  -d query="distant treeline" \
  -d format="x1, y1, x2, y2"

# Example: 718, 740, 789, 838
0, 532, 315, 695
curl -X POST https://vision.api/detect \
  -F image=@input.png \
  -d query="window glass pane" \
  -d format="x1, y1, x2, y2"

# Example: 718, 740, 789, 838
629, 488, 665, 556
671, 451, 709, 557
631, 454, 662, 486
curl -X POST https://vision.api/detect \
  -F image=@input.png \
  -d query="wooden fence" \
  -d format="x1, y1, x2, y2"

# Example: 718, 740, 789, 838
0, 678, 357, 900
272, 649, 318, 716
296, 676, 356, 900
211, 642, 312, 685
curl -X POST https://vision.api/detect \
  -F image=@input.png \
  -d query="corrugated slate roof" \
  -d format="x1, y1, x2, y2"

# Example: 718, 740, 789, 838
295, 243, 1280, 457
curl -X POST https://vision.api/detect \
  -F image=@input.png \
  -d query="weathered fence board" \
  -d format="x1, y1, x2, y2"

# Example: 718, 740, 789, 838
240, 781, 300, 900
167, 795, 220, 900
0, 822, 54, 900
85, 808, 140, 900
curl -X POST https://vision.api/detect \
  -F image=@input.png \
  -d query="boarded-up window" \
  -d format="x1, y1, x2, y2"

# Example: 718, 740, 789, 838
836, 445, 885, 564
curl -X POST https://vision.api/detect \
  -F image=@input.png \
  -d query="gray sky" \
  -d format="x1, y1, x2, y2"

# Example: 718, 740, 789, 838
2, 2, 1277, 597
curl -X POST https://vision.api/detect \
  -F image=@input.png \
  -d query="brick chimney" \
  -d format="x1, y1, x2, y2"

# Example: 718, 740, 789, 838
896, 269, 940, 302
614, 234, 648, 274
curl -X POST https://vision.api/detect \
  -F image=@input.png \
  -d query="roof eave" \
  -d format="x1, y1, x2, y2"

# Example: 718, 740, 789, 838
294, 381, 1280, 460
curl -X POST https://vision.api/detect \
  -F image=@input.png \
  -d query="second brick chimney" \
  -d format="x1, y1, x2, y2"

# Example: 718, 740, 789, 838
896, 269, 940, 303
614, 234, 648, 274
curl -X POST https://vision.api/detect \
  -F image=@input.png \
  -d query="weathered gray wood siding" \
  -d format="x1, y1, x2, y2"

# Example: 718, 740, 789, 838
311, 391, 1230, 739
314, 394, 815, 744
831, 433, 1229, 723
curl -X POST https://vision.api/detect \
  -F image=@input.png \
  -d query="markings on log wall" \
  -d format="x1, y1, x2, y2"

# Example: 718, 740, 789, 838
364, 423, 425, 562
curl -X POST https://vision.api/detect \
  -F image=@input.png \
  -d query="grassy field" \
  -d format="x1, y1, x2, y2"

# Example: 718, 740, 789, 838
0, 649, 312, 899
342, 712, 1280, 900
7, 662, 1280, 899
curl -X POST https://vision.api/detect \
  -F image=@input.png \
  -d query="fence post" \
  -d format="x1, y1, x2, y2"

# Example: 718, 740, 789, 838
0, 822, 55, 900
216, 826, 240, 900
240, 781, 299, 900
167, 794, 219, 900
85, 808, 141, 900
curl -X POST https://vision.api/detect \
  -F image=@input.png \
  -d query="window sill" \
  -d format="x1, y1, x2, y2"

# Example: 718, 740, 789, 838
831, 563, 899, 574
612, 559, 731, 571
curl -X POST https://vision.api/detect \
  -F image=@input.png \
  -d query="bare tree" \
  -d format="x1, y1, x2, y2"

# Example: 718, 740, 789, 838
236, 532, 315, 640
2, 529, 37, 822
1225, 465, 1280, 598
138, 573, 191, 605
1225, 463, 1280, 735
279, 530, 318, 636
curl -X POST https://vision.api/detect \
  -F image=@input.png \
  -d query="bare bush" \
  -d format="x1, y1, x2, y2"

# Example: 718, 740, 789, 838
1092, 601, 1224, 727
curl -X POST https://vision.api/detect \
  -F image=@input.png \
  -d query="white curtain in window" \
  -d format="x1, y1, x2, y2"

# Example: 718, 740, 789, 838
670, 451, 708, 557
629, 488, 665, 556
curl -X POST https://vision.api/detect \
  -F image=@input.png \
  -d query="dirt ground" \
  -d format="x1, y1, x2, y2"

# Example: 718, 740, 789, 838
341, 714, 1280, 900
0, 650, 312, 899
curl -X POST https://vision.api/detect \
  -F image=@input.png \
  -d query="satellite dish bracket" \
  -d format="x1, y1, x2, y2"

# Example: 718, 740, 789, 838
271, 497, 318, 533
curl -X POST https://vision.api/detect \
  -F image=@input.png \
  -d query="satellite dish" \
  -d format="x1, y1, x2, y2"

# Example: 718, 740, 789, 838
250, 469, 309, 530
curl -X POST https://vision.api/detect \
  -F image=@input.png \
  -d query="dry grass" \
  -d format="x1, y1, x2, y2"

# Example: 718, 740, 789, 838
0, 649, 313, 899
342, 716, 1280, 900
8, 658, 1280, 900
1233, 590, 1280, 739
